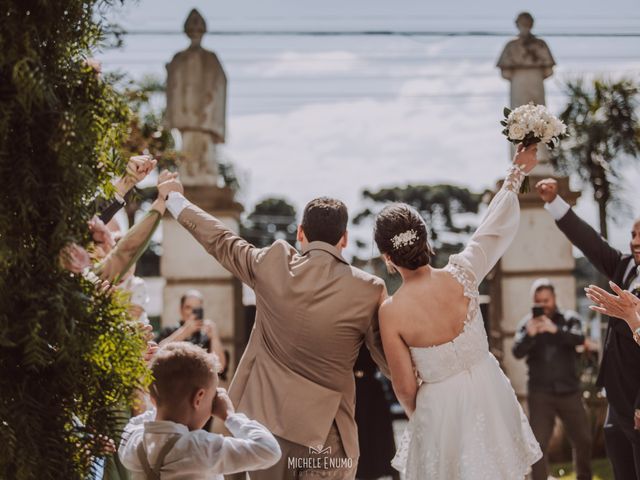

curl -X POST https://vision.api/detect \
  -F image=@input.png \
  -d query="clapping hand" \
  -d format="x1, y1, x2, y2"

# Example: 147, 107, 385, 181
586, 282, 640, 329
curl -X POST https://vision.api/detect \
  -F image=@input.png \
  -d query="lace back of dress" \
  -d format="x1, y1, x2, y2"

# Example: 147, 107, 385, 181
444, 258, 479, 324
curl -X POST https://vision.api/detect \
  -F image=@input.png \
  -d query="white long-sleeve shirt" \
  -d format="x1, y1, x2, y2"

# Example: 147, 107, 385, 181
118, 409, 281, 479
544, 195, 640, 287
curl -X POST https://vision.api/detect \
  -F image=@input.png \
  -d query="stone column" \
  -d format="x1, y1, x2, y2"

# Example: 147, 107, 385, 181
161, 9, 245, 380
493, 12, 580, 397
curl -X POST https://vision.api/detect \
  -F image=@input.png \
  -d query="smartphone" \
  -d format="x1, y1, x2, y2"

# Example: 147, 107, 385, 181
193, 307, 204, 320
531, 306, 544, 318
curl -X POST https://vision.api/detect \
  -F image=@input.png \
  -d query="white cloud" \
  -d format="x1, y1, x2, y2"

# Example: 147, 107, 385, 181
247, 51, 363, 77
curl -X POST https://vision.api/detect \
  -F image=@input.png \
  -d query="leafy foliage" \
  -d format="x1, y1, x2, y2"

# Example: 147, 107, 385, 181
354, 184, 486, 263
352, 184, 486, 293
552, 79, 640, 238
0, 2, 150, 478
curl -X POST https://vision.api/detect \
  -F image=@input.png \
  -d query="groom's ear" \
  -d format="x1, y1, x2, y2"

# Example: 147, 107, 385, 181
297, 225, 306, 244
337, 230, 348, 249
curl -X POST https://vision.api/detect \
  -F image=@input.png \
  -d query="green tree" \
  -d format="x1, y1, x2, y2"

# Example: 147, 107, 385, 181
352, 184, 486, 293
0, 2, 149, 478
354, 184, 486, 266
553, 79, 640, 239
241, 198, 298, 248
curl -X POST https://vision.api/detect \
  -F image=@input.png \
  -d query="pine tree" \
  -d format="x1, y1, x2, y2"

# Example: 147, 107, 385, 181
0, 2, 149, 478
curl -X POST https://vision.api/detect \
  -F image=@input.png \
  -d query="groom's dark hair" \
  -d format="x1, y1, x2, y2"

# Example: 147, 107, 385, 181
301, 197, 348, 245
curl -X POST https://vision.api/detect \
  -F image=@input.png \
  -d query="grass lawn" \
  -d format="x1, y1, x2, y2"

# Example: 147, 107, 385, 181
551, 458, 613, 479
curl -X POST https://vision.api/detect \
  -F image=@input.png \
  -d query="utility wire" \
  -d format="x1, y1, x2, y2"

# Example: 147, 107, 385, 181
119, 29, 640, 38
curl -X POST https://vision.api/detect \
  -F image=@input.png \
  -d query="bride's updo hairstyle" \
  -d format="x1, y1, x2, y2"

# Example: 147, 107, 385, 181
374, 203, 434, 271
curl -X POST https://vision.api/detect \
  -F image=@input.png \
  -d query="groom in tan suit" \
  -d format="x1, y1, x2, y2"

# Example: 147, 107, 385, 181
159, 177, 389, 479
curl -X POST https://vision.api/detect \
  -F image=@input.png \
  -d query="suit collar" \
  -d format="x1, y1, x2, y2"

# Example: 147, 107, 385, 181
301, 241, 349, 265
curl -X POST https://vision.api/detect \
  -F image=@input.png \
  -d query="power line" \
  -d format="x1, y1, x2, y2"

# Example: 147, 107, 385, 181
119, 29, 640, 38
100, 55, 640, 65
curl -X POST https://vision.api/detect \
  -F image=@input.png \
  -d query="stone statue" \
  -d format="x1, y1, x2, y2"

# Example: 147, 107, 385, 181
497, 12, 555, 107
165, 9, 227, 185
497, 12, 556, 168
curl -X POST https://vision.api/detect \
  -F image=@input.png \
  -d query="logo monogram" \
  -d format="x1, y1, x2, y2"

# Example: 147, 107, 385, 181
309, 444, 332, 455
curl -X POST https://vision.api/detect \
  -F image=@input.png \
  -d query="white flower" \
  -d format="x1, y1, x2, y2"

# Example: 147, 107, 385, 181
508, 123, 526, 140
504, 103, 566, 145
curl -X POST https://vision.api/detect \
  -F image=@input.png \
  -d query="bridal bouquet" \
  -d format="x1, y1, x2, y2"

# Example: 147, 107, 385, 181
500, 103, 567, 192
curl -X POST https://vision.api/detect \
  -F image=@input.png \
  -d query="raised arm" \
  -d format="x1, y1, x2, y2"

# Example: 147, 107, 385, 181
455, 144, 538, 282
94, 202, 162, 284
159, 175, 264, 288
98, 155, 157, 224
536, 179, 623, 280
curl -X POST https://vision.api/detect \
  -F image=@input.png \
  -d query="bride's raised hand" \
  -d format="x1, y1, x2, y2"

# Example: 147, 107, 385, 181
513, 143, 538, 174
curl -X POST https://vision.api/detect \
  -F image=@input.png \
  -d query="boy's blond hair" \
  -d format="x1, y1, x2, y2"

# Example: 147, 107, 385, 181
150, 342, 221, 408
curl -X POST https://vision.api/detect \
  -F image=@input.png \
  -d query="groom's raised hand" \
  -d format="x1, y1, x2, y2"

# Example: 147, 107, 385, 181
157, 169, 183, 200
535, 178, 558, 203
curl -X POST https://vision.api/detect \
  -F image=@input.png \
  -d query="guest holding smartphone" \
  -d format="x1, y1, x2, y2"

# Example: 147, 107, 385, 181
156, 289, 227, 375
513, 278, 592, 480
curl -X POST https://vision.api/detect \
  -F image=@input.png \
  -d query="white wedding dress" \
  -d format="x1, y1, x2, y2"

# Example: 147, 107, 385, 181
391, 166, 542, 479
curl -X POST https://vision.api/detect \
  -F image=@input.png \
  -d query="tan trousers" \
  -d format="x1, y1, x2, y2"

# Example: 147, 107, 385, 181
249, 422, 357, 480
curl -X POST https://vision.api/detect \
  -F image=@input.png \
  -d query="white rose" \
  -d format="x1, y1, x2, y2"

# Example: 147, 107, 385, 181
509, 123, 526, 140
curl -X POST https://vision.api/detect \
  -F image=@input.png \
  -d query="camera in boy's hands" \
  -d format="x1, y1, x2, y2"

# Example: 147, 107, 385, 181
212, 387, 235, 421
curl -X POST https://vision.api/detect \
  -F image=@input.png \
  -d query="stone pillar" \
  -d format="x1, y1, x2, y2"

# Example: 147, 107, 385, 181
161, 9, 245, 380
493, 12, 580, 397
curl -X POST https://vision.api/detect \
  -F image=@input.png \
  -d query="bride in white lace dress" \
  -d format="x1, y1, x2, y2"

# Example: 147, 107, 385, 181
374, 144, 542, 479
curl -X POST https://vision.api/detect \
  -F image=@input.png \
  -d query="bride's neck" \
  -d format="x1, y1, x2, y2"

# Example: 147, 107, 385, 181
399, 265, 431, 282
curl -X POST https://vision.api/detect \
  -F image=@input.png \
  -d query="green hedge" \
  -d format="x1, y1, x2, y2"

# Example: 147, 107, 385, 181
0, 2, 150, 478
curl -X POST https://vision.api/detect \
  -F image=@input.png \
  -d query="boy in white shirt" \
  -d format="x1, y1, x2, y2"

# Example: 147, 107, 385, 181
118, 342, 281, 479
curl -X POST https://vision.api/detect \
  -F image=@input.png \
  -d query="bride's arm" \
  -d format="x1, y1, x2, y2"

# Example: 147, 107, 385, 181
457, 144, 538, 282
379, 300, 417, 417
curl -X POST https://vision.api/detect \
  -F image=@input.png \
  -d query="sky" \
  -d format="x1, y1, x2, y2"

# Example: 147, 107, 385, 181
99, 0, 640, 256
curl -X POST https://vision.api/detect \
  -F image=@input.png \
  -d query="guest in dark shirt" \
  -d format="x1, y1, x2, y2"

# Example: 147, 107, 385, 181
513, 278, 592, 480
155, 289, 227, 377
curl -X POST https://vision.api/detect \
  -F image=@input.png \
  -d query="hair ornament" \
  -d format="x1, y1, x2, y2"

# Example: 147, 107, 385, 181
391, 229, 418, 250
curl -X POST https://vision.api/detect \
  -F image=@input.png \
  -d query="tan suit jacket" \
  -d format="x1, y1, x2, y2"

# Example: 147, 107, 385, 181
178, 203, 388, 460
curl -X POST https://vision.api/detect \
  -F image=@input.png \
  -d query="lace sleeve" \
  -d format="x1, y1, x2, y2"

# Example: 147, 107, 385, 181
451, 165, 526, 282
503, 164, 527, 193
